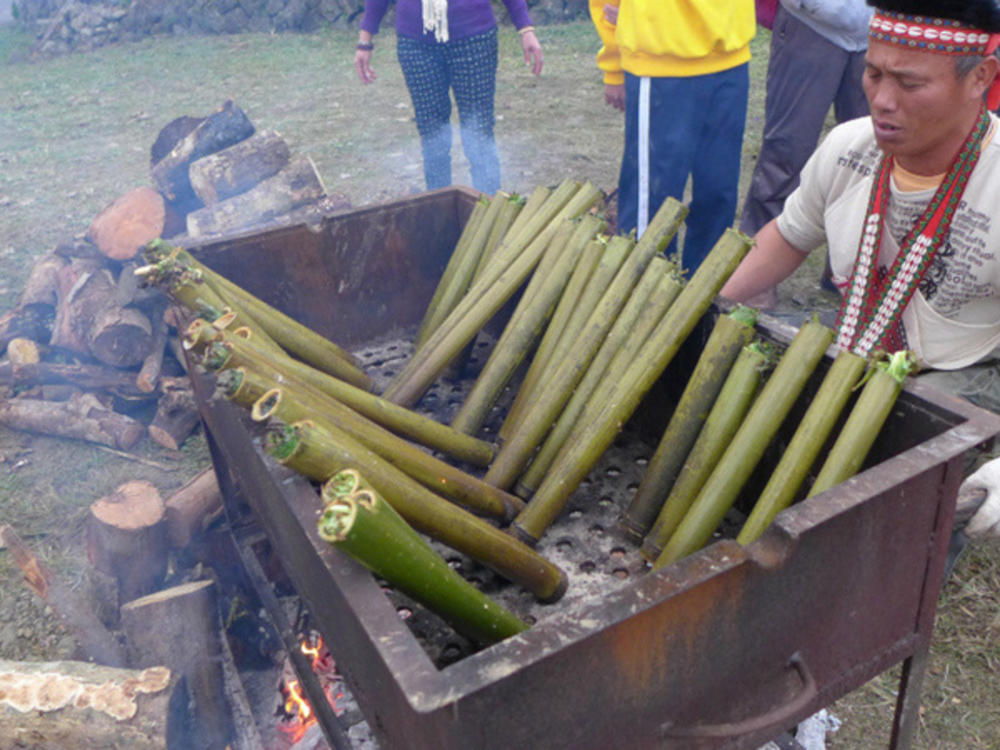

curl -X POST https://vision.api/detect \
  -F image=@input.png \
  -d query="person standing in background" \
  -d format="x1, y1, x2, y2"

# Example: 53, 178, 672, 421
591, 0, 755, 273
741, 0, 873, 306
355, 0, 543, 194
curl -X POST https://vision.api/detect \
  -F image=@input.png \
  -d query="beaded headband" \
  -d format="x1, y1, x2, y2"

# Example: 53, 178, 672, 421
870, 10, 1000, 108
870, 11, 995, 54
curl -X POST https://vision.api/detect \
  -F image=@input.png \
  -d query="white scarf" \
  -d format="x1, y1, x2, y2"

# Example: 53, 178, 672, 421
422, 0, 449, 42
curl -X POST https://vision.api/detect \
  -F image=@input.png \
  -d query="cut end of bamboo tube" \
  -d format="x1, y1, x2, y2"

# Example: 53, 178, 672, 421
202, 341, 233, 371
324, 469, 364, 500
317, 496, 356, 543
265, 421, 300, 463
618, 516, 647, 546
215, 368, 244, 399
251, 388, 283, 422
538, 570, 569, 604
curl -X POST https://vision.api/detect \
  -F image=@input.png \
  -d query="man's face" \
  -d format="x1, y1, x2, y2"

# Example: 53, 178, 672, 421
863, 39, 991, 174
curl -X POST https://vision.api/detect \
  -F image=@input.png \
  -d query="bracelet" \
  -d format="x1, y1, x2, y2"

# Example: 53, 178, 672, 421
518, 26, 535, 35
357, 41, 374, 51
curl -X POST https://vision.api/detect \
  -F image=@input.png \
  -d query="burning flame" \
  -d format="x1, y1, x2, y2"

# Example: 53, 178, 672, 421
278, 633, 341, 746
284, 680, 312, 722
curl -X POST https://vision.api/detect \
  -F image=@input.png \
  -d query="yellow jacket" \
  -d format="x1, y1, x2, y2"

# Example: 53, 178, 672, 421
590, 0, 755, 84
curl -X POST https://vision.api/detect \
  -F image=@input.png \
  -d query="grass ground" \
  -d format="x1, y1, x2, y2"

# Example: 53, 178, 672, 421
1, 18, 998, 749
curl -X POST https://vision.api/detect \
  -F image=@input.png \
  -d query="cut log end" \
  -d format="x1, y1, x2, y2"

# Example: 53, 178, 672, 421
87, 187, 166, 262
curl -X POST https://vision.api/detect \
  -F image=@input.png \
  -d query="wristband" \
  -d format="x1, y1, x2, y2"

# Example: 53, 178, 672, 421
357, 41, 374, 51
518, 26, 535, 35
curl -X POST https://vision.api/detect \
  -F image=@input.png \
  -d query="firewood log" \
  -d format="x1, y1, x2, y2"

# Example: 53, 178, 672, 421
121, 580, 232, 750
87, 187, 166, 262
0, 392, 145, 449
137, 303, 169, 394
0, 660, 180, 749
188, 128, 291, 205
0, 361, 157, 400
150, 100, 255, 205
21, 252, 67, 308
50, 260, 154, 368
164, 467, 222, 549
185, 157, 326, 238
149, 378, 200, 451
86, 480, 167, 603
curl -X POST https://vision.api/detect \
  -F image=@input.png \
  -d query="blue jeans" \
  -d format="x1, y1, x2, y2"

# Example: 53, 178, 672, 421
397, 28, 500, 193
617, 64, 749, 273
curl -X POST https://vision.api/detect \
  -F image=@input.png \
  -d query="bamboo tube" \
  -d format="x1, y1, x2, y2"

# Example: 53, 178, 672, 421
485, 197, 688, 491
266, 421, 568, 602
806, 351, 916, 498
495, 185, 550, 252
415, 196, 491, 348
317, 475, 528, 645
509, 228, 752, 545
387, 180, 588, 399
516, 256, 682, 498
384, 182, 604, 407
737, 349, 868, 544
497, 238, 606, 443
416, 193, 506, 348
498, 234, 630, 442
652, 319, 835, 569
194, 326, 495, 467
135, 258, 227, 322
621, 306, 758, 542
451, 216, 599, 435
143, 239, 369, 389
641, 343, 771, 561
474, 193, 525, 282
244, 381, 520, 521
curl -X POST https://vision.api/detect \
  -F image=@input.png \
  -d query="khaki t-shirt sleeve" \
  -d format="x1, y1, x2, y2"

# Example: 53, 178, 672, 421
776, 137, 838, 255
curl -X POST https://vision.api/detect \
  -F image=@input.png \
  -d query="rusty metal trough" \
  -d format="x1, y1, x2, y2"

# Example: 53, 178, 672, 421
185, 187, 1000, 749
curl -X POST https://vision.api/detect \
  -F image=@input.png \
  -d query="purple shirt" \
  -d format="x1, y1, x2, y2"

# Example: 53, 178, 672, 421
361, 0, 533, 42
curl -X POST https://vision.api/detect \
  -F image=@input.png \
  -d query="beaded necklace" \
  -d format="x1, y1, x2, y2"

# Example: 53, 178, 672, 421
834, 108, 991, 356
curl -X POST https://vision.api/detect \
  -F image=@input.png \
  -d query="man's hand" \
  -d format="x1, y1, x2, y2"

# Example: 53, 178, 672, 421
520, 29, 543, 76
355, 32, 377, 84
959, 458, 1000, 537
604, 83, 625, 111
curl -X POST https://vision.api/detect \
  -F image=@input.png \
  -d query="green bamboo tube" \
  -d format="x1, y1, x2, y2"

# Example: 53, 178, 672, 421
200, 327, 495, 467
474, 194, 525, 282
416, 193, 506, 349
203, 306, 286, 358
317, 479, 528, 644
182, 318, 223, 354
621, 306, 758, 542
144, 239, 368, 386
516, 256, 680, 498
415, 196, 491, 348
497, 238, 606, 443
214, 366, 274, 407
806, 351, 916, 498
641, 343, 770, 561
485, 197, 688, 491
384, 182, 604, 407
251, 385, 521, 521
497, 185, 551, 249
498, 235, 635, 442
509, 228, 752, 545
451, 216, 600, 435
387, 180, 589, 400
737, 349, 869, 544
652, 319, 835, 569
267, 421, 568, 602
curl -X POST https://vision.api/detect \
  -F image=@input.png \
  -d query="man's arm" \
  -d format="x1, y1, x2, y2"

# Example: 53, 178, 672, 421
719, 219, 810, 303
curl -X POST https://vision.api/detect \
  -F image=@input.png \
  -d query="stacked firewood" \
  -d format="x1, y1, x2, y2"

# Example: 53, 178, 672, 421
0, 100, 340, 456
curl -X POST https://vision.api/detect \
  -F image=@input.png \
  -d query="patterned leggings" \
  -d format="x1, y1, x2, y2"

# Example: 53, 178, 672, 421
397, 28, 500, 194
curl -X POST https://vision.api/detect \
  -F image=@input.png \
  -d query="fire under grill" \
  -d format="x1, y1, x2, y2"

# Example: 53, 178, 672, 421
185, 187, 1000, 749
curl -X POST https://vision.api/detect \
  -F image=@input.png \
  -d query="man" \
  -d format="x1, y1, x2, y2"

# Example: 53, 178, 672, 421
590, 0, 755, 273
721, 0, 1000, 538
